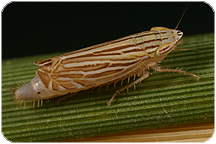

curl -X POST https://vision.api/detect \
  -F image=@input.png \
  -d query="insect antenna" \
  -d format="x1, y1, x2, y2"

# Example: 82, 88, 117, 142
175, 3, 190, 30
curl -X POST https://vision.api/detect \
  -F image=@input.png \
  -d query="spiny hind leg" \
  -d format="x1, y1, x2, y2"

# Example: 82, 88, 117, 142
152, 65, 200, 80
107, 71, 150, 106
57, 93, 76, 103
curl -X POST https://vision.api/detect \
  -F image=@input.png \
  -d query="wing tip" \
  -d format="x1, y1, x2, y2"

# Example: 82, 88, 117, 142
34, 58, 53, 66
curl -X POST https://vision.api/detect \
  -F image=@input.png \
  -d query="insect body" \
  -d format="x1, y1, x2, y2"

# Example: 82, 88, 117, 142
13, 27, 199, 106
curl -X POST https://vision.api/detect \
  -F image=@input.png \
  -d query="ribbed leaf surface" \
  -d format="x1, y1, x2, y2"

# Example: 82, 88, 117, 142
2, 33, 214, 142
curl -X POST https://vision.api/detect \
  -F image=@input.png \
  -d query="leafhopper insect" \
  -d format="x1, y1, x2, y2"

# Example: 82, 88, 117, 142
12, 4, 199, 106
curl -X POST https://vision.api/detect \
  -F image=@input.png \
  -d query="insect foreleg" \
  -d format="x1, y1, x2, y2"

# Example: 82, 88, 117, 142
107, 71, 150, 106
152, 65, 200, 80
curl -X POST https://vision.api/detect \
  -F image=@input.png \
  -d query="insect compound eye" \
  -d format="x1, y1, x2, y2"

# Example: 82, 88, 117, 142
156, 43, 174, 56
177, 30, 183, 37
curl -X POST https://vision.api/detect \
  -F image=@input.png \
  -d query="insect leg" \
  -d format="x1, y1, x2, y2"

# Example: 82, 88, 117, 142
152, 65, 200, 80
57, 93, 76, 103
107, 71, 150, 106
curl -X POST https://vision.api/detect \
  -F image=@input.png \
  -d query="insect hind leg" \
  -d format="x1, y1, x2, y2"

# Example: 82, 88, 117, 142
107, 71, 150, 106
57, 93, 76, 103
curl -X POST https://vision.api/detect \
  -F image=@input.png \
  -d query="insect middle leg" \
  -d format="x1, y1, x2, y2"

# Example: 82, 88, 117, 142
151, 65, 200, 80
107, 71, 150, 106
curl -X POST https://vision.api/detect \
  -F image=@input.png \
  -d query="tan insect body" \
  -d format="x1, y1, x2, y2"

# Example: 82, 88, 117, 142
13, 26, 199, 106
13, 5, 200, 106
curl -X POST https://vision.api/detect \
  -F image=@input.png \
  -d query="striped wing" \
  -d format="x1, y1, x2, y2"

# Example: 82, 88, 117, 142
35, 30, 162, 91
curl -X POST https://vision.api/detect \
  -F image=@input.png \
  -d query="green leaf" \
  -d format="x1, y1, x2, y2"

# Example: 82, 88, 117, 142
2, 33, 214, 142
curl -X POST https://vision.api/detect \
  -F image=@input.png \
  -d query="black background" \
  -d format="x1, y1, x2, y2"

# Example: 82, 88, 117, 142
2, 2, 214, 59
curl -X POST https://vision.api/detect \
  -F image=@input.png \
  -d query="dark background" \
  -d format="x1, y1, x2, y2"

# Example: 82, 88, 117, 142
2, 2, 214, 59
